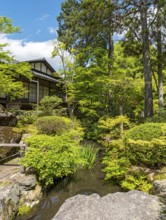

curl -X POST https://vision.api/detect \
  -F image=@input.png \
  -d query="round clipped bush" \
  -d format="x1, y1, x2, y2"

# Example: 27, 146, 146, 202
36, 116, 71, 135
124, 123, 166, 167
124, 123, 165, 142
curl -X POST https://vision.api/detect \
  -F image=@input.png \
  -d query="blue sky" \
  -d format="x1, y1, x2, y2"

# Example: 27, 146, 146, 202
0, 1, 122, 70
1, 0, 64, 42
0, 0, 64, 69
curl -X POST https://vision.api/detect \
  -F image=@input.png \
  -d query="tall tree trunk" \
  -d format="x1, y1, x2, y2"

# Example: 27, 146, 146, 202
108, 32, 114, 76
141, 0, 153, 117
157, 0, 164, 112
108, 0, 114, 76
107, 33, 114, 114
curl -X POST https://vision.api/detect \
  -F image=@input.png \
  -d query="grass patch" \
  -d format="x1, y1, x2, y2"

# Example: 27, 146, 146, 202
79, 144, 99, 169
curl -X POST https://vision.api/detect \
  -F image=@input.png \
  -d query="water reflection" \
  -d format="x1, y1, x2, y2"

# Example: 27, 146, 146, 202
16, 156, 121, 220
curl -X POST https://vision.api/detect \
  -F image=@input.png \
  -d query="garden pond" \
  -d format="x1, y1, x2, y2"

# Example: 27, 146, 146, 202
16, 154, 121, 220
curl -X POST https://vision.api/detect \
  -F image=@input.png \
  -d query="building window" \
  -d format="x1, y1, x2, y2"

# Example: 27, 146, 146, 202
39, 85, 44, 101
29, 82, 37, 102
43, 87, 49, 97
23, 82, 29, 99
50, 88, 56, 96
39, 86, 49, 101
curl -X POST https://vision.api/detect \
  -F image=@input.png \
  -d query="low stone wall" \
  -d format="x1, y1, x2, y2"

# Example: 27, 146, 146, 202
0, 173, 42, 220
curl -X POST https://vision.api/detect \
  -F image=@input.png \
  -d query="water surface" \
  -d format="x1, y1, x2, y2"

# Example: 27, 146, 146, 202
16, 156, 121, 220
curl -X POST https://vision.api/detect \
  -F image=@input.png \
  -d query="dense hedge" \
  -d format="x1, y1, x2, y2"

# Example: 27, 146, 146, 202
101, 123, 166, 192
126, 138, 166, 167
124, 123, 165, 141
124, 123, 166, 167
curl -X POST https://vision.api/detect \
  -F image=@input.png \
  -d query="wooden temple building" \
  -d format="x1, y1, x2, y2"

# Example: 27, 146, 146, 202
0, 58, 63, 110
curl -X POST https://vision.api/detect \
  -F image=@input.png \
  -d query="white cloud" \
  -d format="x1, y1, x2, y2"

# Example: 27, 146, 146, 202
0, 34, 61, 70
36, 13, 50, 21
48, 27, 57, 35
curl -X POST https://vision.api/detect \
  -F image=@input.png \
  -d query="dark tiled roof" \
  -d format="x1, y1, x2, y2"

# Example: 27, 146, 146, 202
23, 58, 56, 73
32, 70, 62, 83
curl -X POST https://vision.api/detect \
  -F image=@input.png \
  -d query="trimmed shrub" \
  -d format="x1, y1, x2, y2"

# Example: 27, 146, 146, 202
124, 123, 165, 141
125, 123, 166, 168
36, 116, 83, 136
21, 132, 82, 187
126, 138, 166, 167
35, 116, 71, 135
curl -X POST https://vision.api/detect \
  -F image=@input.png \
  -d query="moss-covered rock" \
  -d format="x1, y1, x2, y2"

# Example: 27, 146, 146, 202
0, 184, 20, 220
18, 205, 31, 216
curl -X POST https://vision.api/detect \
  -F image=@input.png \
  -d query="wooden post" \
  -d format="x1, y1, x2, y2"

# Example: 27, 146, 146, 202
0, 143, 27, 172
20, 143, 26, 173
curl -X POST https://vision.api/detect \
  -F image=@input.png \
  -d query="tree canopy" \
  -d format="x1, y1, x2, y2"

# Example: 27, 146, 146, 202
55, 0, 166, 120
0, 16, 32, 99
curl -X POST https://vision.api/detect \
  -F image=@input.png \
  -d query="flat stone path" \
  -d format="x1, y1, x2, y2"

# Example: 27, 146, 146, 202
0, 158, 20, 180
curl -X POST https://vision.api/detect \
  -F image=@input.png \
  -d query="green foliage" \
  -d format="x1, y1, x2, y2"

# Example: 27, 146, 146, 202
36, 116, 69, 135
121, 172, 152, 193
16, 110, 38, 127
57, 0, 114, 63
126, 138, 166, 167
52, 41, 76, 118
101, 139, 153, 193
124, 123, 166, 167
102, 122, 166, 193
73, 48, 110, 120
84, 122, 100, 140
98, 116, 130, 147
0, 16, 20, 33
55, 0, 166, 194
38, 95, 62, 116
124, 123, 165, 141
110, 43, 144, 118
0, 62, 32, 99
35, 116, 82, 136
102, 140, 130, 181
98, 116, 130, 131
0, 16, 32, 99
154, 167, 166, 180
102, 154, 130, 181
145, 111, 166, 123
21, 132, 82, 187
78, 144, 98, 169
